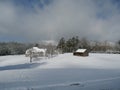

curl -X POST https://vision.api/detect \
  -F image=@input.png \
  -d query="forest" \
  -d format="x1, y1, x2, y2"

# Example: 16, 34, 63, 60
0, 37, 120, 56
57, 36, 120, 53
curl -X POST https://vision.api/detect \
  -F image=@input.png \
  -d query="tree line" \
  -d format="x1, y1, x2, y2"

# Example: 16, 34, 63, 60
0, 38, 120, 56
0, 42, 34, 56
0, 42, 57, 56
57, 36, 120, 53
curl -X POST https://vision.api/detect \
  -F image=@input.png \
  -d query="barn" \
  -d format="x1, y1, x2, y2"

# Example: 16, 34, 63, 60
73, 49, 89, 56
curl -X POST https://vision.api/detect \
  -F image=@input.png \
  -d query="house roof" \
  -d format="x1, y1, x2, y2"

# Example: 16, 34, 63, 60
75, 49, 87, 53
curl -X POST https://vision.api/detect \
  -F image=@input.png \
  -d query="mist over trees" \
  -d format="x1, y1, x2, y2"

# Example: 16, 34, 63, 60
57, 36, 120, 54
0, 37, 119, 56
57, 37, 90, 53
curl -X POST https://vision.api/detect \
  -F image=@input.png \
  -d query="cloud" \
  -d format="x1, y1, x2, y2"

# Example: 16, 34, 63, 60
0, 0, 120, 42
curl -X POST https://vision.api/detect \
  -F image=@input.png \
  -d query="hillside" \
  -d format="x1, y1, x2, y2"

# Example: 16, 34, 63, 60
0, 53, 120, 90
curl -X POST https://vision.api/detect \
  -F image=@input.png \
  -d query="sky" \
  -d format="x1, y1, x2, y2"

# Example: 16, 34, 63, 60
0, 0, 120, 42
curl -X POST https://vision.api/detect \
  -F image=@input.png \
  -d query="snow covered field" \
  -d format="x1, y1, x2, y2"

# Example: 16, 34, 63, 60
0, 53, 120, 90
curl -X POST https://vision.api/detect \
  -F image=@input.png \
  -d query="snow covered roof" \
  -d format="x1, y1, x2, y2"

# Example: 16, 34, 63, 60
75, 49, 87, 53
32, 47, 46, 52
33, 47, 40, 50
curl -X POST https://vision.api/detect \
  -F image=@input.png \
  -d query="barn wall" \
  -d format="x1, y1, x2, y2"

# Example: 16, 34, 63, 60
73, 51, 89, 56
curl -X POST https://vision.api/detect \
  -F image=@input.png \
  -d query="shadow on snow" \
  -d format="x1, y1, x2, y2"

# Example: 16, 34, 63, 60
0, 62, 46, 71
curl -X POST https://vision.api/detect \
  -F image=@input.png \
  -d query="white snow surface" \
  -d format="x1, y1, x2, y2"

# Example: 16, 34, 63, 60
0, 53, 120, 90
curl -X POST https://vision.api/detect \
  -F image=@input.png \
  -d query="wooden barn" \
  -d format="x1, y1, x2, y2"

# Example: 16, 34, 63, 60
73, 49, 89, 56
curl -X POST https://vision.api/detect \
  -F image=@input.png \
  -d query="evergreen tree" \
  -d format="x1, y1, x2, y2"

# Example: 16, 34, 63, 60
57, 36, 79, 53
66, 38, 72, 52
57, 37, 66, 53
115, 40, 120, 51
80, 38, 90, 49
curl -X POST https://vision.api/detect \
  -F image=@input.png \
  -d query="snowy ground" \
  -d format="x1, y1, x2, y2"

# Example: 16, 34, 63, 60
0, 53, 120, 90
